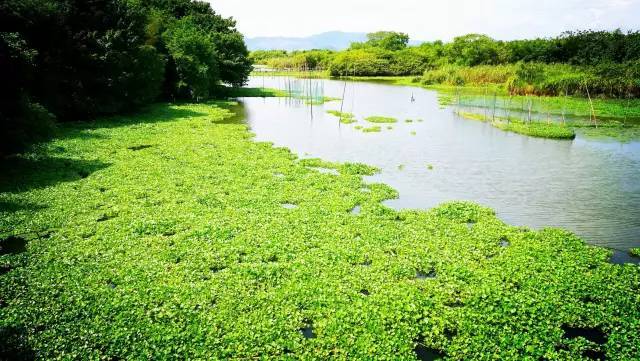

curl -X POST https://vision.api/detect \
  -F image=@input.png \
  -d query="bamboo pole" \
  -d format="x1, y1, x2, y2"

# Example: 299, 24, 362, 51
309, 80, 313, 118
506, 95, 512, 124
561, 88, 567, 125
624, 92, 630, 127
351, 64, 357, 112
585, 84, 597, 128
546, 98, 551, 124
492, 91, 497, 122
338, 76, 348, 126
483, 86, 487, 119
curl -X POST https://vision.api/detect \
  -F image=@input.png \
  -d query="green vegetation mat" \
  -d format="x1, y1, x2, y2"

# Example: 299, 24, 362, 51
365, 116, 398, 124
304, 97, 342, 106
1, 102, 639, 359
221, 87, 289, 98
455, 111, 576, 139
361, 126, 382, 133
326, 110, 357, 124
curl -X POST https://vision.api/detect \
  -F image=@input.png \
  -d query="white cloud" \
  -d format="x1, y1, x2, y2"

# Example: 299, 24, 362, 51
209, 0, 640, 40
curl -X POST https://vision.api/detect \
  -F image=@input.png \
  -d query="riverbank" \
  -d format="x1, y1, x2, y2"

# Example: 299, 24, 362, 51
1, 101, 639, 359
455, 111, 576, 139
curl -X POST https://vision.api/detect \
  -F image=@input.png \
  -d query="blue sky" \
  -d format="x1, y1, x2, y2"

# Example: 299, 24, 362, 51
209, 0, 640, 40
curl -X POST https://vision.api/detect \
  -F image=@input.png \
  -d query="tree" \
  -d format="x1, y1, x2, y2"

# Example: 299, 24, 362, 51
366, 31, 410, 51
163, 17, 218, 99
446, 34, 501, 66
0, 0, 252, 153
329, 49, 390, 76
0, 32, 55, 154
1, 0, 166, 120
143, 0, 252, 93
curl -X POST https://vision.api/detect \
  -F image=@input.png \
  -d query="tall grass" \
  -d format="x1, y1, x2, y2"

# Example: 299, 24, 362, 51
421, 62, 640, 98
422, 64, 516, 86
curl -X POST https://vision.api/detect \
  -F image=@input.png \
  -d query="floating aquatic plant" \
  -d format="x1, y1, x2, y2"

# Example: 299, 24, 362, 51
362, 126, 382, 133
0, 102, 638, 360
454, 111, 576, 139
326, 110, 356, 124
365, 116, 398, 124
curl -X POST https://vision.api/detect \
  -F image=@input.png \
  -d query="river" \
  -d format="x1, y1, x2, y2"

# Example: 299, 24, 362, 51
239, 76, 640, 261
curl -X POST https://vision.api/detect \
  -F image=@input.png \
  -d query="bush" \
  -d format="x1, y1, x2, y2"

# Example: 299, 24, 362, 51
329, 49, 391, 76
506, 62, 640, 97
249, 50, 287, 64
0, 31, 55, 154
388, 48, 432, 76
0, 0, 252, 153
265, 50, 335, 71
0, 97, 56, 155
163, 17, 219, 100
422, 64, 515, 86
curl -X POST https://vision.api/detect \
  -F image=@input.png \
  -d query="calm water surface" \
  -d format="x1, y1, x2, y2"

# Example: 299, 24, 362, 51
240, 76, 640, 255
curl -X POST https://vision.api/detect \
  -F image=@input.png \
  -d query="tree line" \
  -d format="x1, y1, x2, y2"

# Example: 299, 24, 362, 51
1, 0, 252, 154
253, 30, 640, 98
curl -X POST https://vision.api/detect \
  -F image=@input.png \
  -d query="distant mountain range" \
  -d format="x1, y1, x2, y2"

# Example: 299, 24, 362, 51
245, 31, 423, 51
245, 31, 368, 51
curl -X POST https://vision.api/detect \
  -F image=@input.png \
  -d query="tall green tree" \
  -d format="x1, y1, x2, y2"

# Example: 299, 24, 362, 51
162, 17, 218, 99
142, 0, 251, 98
446, 34, 501, 66
0, 0, 252, 153
366, 31, 410, 51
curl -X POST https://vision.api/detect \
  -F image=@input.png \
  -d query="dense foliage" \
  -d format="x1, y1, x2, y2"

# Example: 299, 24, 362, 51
263, 49, 335, 71
249, 49, 288, 64
253, 30, 640, 97
1, 103, 638, 359
353, 31, 410, 51
420, 62, 640, 97
0, 0, 251, 154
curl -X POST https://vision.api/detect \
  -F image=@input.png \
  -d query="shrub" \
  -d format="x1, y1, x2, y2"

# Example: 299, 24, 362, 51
163, 17, 219, 100
0, 96, 56, 155
422, 64, 515, 86
329, 49, 391, 76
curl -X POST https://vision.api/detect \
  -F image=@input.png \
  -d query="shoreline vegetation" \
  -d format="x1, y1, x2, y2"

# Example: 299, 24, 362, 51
1, 101, 639, 359
1, 0, 253, 156
454, 111, 577, 139
249, 30, 640, 141
251, 70, 640, 140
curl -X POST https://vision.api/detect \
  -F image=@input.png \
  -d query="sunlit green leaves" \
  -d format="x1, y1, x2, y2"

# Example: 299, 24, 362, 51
0, 102, 638, 359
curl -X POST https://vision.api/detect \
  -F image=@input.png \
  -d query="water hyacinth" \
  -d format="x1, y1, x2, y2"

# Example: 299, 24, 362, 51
365, 116, 398, 124
0, 102, 638, 359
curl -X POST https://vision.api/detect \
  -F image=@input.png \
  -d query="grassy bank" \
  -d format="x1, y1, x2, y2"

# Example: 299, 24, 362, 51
455, 111, 576, 139
252, 69, 329, 78
221, 87, 290, 98
1, 102, 639, 359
